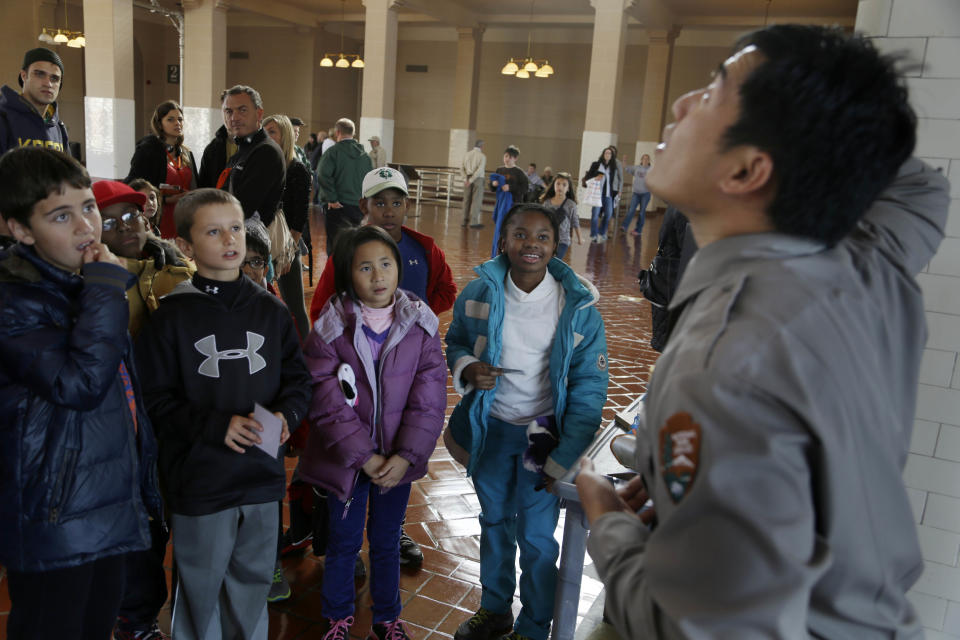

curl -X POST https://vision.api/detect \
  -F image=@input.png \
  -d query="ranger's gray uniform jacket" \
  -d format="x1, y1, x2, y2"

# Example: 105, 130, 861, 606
587, 159, 950, 639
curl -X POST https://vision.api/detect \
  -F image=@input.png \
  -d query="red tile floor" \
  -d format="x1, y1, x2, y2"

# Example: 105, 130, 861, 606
0, 202, 663, 640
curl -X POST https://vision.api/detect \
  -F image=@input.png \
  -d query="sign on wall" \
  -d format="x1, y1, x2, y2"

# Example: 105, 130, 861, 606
167, 65, 180, 84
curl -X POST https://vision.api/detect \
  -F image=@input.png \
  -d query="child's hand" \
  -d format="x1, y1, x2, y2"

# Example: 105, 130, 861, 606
372, 455, 411, 488
463, 362, 502, 390
501, 184, 510, 192
225, 413, 263, 453
362, 453, 387, 478
275, 411, 289, 445
491, 180, 499, 187
82, 241, 123, 267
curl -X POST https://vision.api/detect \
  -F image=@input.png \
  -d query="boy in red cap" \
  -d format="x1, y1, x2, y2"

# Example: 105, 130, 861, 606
92, 179, 194, 338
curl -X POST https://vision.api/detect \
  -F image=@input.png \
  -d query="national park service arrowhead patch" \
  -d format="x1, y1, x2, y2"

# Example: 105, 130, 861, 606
659, 412, 701, 503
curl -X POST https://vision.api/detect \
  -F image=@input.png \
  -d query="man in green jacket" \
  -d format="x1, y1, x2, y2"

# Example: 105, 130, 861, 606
317, 117, 373, 252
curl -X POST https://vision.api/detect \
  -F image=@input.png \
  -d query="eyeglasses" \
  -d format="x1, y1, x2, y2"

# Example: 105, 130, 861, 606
242, 257, 266, 269
101, 211, 143, 232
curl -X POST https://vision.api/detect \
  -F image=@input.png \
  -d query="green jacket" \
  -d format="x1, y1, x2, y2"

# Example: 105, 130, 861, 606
317, 138, 373, 206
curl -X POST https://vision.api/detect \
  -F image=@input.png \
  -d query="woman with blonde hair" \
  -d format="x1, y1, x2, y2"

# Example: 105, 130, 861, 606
126, 100, 197, 238
263, 114, 311, 341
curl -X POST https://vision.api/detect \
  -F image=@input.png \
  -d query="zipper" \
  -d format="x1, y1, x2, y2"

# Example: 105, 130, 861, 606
48, 449, 78, 523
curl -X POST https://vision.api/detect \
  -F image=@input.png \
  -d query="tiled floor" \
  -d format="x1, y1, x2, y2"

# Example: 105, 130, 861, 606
0, 201, 663, 640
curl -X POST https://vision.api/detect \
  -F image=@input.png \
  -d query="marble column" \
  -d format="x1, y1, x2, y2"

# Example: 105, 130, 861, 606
359, 0, 399, 164
182, 0, 229, 157
447, 26, 484, 169
82, 0, 135, 179
577, 0, 630, 217
634, 27, 678, 208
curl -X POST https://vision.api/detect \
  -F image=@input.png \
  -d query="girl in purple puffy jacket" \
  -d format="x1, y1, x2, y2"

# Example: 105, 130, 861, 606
300, 225, 448, 640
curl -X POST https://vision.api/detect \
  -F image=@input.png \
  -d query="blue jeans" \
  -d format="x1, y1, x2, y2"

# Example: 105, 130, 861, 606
621, 191, 651, 233
473, 417, 560, 640
323, 475, 411, 623
590, 195, 614, 238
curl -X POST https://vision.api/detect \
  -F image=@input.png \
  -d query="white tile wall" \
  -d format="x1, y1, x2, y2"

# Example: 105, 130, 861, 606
916, 385, 960, 427
918, 524, 960, 566
920, 349, 958, 386
918, 274, 960, 315
904, 454, 960, 497
872, 37, 927, 75
915, 119, 960, 160
949, 162, 960, 198
925, 629, 960, 640
908, 487, 929, 523
937, 425, 960, 462
915, 562, 960, 603
945, 198, 960, 238
909, 589, 948, 629
927, 312, 960, 352
889, 0, 960, 38
944, 601, 960, 634
907, 79, 960, 120
925, 38, 960, 78
926, 493, 960, 534
913, 419, 942, 456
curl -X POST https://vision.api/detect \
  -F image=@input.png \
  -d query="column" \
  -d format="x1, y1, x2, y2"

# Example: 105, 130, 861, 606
182, 0, 228, 157
577, 0, 630, 216
360, 0, 399, 164
634, 28, 678, 209
82, 0, 135, 179
447, 26, 484, 169
856, 1, 960, 635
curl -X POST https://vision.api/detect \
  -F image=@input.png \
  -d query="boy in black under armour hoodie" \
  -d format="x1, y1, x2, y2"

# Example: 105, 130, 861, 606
135, 188, 310, 640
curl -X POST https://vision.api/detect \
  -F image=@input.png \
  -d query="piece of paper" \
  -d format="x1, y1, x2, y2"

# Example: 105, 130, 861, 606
253, 403, 282, 458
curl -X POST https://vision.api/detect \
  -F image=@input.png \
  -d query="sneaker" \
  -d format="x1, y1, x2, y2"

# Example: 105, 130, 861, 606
470, 223, 485, 229
499, 634, 532, 640
267, 562, 291, 602
398, 528, 423, 568
597, 235, 607, 244
114, 623, 170, 640
322, 617, 354, 640
280, 527, 313, 556
629, 229, 640, 237
591, 236, 598, 243
355, 555, 367, 579
368, 619, 411, 640
454, 608, 514, 640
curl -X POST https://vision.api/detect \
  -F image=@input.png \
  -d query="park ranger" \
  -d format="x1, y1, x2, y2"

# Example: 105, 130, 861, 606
576, 25, 950, 639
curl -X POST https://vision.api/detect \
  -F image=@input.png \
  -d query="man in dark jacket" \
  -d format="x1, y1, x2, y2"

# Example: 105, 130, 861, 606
197, 124, 233, 188
0, 48, 69, 155
317, 117, 373, 252
201, 85, 284, 227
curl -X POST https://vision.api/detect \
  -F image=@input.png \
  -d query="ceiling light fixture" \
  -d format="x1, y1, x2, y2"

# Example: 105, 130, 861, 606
38, 0, 85, 48
320, 0, 364, 70
500, 0, 553, 79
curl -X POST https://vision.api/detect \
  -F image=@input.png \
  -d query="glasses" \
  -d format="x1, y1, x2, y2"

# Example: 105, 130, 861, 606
242, 257, 266, 269
101, 211, 143, 232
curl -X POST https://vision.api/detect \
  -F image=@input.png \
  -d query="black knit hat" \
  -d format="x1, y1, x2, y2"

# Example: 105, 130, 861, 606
19, 48, 64, 87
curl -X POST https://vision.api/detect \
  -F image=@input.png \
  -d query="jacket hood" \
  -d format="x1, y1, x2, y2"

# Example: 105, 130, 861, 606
474, 254, 600, 310
315, 289, 438, 344
336, 138, 367, 159
0, 84, 61, 124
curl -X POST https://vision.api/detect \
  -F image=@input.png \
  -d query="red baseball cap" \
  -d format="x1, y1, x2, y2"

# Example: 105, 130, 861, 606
92, 180, 147, 210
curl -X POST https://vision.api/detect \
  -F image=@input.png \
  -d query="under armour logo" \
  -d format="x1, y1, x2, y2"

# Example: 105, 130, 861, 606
194, 332, 267, 378
408, 258, 419, 266
204, 285, 219, 294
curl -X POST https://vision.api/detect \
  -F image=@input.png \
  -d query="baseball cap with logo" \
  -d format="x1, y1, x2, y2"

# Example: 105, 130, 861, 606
361, 166, 408, 198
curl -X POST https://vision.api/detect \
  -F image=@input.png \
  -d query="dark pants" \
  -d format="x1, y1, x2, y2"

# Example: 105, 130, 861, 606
117, 518, 169, 632
322, 475, 410, 623
324, 204, 364, 254
8, 554, 127, 640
